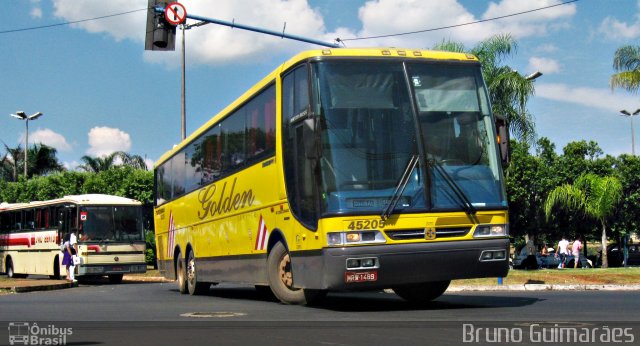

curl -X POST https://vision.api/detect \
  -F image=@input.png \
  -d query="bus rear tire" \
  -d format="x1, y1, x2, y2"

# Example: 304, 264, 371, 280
186, 250, 209, 295
176, 253, 188, 294
108, 274, 124, 284
392, 280, 450, 303
267, 242, 325, 305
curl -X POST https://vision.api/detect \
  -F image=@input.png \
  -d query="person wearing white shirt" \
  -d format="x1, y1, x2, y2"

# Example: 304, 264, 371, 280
69, 229, 79, 282
556, 236, 570, 269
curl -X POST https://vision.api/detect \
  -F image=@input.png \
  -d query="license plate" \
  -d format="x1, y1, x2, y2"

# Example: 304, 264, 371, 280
111, 266, 124, 272
345, 271, 377, 283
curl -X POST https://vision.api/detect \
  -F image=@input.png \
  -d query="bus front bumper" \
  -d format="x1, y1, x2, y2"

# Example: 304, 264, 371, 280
78, 263, 147, 276
291, 238, 509, 291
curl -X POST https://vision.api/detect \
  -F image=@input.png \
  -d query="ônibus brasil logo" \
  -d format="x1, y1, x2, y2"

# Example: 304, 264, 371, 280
8, 322, 72, 345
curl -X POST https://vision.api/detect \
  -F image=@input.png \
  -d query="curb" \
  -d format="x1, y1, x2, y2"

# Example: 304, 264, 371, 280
11, 282, 76, 293
446, 284, 640, 292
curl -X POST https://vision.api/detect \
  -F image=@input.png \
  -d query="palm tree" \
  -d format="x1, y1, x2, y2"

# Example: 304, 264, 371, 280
544, 173, 623, 268
116, 151, 148, 170
610, 45, 640, 92
433, 34, 536, 143
1, 143, 23, 182
28, 144, 65, 177
79, 151, 147, 173
79, 153, 118, 173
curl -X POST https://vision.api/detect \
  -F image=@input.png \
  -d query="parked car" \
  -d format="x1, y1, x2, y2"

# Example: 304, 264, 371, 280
512, 246, 541, 269
597, 243, 640, 267
564, 253, 593, 268
513, 246, 591, 269
512, 246, 559, 269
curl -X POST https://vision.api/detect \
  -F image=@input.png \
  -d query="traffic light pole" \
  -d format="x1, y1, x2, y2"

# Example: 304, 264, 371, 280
154, 6, 341, 48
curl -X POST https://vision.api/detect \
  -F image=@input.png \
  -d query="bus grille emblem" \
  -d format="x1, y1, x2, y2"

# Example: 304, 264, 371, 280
424, 227, 436, 240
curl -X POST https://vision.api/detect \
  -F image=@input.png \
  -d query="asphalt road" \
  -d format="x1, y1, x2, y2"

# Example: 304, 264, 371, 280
1, 282, 639, 345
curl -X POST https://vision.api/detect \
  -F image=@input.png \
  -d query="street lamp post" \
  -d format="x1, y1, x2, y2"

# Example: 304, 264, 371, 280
620, 109, 639, 156
10, 111, 44, 178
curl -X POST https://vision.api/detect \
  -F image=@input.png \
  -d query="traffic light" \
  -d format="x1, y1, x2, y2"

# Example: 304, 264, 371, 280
145, 0, 176, 51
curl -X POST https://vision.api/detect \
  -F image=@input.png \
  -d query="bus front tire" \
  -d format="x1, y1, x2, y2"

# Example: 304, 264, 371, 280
6, 257, 15, 278
186, 250, 209, 295
176, 254, 188, 294
267, 242, 325, 305
392, 280, 451, 303
5, 257, 27, 279
108, 274, 124, 284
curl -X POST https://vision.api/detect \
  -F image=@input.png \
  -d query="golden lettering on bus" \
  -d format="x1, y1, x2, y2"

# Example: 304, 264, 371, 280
197, 178, 255, 219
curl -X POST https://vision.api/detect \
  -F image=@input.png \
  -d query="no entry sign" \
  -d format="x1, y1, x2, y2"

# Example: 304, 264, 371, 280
164, 2, 186, 26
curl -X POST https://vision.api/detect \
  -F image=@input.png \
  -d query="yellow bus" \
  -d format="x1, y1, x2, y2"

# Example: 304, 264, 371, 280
0, 194, 147, 283
154, 48, 510, 304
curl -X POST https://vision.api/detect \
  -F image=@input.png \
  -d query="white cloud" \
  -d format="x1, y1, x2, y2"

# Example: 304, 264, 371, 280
352, 0, 576, 48
527, 56, 561, 74
86, 126, 132, 157
144, 158, 155, 170
27, 128, 72, 152
536, 83, 640, 112
482, 0, 576, 39
30, 7, 43, 19
536, 43, 558, 53
52, 0, 147, 42
598, 16, 640, 40
51, 0, 576, 66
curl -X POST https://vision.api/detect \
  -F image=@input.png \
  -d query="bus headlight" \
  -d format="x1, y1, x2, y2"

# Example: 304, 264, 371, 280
473, 224, 508, 238
327, 230, 386, 246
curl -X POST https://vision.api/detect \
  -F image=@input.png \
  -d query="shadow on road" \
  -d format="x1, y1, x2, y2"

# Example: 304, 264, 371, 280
170, 285, 542, 312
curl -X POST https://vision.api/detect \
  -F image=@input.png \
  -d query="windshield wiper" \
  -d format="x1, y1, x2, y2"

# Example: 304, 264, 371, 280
381, 154, 420, 220
430, 159, 477, 218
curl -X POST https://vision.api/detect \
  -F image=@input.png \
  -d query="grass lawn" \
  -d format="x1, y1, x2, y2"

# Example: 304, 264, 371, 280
451, 267, 640, 286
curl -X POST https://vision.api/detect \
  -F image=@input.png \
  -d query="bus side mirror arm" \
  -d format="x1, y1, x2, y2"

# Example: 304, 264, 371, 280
495, 114, 510, 167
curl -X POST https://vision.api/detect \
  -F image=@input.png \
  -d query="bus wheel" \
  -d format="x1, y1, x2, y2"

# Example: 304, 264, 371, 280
267, 242, 325, 305
176, 253, 188, 294
108, 274, 124, 284
6, 257, 15, 278
49, 257, 61, 279
186, 250, 209, 295
392, 280, 451, 303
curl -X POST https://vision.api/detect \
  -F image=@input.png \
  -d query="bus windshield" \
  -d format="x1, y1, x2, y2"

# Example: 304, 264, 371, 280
313, 60, 506, 216
79, 206, 144, 242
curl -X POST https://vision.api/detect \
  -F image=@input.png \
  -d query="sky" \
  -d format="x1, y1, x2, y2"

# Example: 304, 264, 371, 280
1, 0, 640, 170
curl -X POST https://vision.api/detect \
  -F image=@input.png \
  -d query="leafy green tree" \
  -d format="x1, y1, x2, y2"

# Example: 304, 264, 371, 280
610, 45, 640, 92
544, 173, 623, 268
610, 155, 640, 243
433, 34, 536, 143
506, 137, 560, 244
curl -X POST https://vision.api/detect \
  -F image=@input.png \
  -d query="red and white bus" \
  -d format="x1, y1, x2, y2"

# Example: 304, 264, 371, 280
0, 194, 147, 283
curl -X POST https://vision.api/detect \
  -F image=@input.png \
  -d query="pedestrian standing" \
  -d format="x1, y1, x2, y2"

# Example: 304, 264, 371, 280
68, 228, 79, 282
61, 233, 72, 281
572, 237, 583, 269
